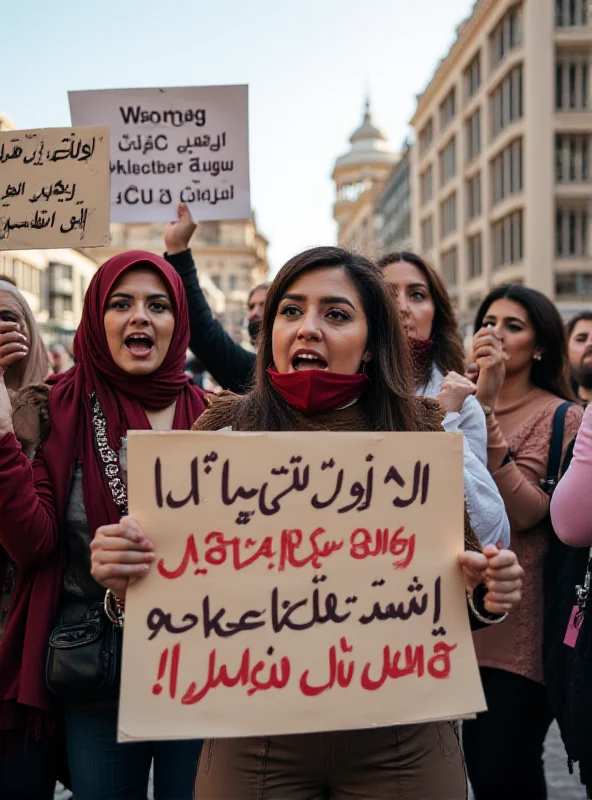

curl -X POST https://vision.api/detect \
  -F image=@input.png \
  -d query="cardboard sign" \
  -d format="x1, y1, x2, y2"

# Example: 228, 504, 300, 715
69, 85, 250, 223
119, 430, 486, 741
0, 126, 110, 250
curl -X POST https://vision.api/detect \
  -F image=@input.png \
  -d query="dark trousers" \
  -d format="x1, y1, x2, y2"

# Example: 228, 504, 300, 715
0, 729, 57, 800
463, 667, 554, 800
65, 706, 202, 800
195, 722, 467, 799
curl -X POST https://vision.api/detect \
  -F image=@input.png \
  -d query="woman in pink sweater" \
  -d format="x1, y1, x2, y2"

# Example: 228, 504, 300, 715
551, 404, 592, 545
462, 284, 582, 800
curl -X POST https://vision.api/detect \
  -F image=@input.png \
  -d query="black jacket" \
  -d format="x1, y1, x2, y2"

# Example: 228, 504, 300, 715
165, 249, 256, 394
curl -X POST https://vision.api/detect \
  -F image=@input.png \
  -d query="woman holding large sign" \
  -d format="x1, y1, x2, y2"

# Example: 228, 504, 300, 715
0, 253, 206, 799
92, 247, 523, 798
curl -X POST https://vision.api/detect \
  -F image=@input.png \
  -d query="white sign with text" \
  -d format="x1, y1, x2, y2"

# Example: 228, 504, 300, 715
69, 85, 250, 223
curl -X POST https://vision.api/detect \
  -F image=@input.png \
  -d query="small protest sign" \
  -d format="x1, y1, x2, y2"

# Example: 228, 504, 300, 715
0, 126, 110, 250
69, 85, 250, 223
118, 430, 486, 742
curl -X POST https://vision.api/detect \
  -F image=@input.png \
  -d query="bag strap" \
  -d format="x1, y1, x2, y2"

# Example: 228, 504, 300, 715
541, 401, 573, 493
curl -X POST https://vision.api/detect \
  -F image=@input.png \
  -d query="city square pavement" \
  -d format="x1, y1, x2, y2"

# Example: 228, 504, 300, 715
54, 722, 586, 799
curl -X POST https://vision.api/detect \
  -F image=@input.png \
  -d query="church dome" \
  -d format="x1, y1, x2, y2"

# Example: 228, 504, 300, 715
333, 99, 396, 172
350, 102, 387, 144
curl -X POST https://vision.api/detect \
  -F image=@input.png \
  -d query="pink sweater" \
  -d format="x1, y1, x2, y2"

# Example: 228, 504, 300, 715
551, 402, 592, 547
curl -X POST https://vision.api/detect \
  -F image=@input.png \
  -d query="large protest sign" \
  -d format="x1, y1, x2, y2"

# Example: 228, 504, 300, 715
69, 86, 250, 223
118, 430, 486, 742
0, 126, 110, 250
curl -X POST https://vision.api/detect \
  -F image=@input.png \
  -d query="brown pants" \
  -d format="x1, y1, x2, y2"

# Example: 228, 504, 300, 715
194, 722, 467, 800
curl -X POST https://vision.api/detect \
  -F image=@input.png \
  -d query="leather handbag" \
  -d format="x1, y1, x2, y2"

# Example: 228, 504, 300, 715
45, 593, 122, 702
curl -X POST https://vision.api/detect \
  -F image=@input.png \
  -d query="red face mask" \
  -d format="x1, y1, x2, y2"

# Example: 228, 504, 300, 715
409, 337, 434, 372
267, 367, 370, 415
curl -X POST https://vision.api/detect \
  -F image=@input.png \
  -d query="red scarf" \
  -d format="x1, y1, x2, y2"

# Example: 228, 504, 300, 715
43, 250, 206, 535
267, 366, 369, 415
0, 252, 206, 732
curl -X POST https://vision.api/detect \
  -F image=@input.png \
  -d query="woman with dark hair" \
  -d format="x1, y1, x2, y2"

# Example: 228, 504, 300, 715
378, 252, 510, 549
462, 284, 582, 800
0, 253, 206, 799
91, 247, 524, 799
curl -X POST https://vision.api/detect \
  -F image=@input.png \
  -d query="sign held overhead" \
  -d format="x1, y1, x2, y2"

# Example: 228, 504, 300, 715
69, 85, 251, 224
0, 125, 110, 250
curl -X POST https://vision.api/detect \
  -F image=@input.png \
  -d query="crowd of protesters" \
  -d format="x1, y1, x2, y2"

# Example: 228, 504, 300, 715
0, 203, 591, 799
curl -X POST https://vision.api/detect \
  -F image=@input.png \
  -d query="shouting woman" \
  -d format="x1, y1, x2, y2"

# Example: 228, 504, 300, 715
0, 253, 207, 799
91, 247, 523, 799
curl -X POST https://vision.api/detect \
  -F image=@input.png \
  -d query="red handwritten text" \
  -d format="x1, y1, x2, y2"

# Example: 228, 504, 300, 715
349, 527, 416, 569
157, 528, 344, 579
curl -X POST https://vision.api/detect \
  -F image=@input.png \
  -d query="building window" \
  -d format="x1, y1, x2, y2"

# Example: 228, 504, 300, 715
229, 274, 238, 291
556, 54, 589, 111
490, 4, 523, 71
440, 89, 456, 131
556, 0, 588, 27
419, 119, 434, 156
555, 134, 590, 182
22, 263, 32, 293
556, 272, 592, 297
420, 165, 433, 206
440, 193, 457, 238
31, 267, 40, 297
492, 138, 523, 205
13, 260, 23, 288
376, 155, 412, 251
440, 138, 457, 187
421, 216, 434, 251
200, 221, 221, 244
491, 66, 523, 139
465, 53, 482, 99
441, 248, 458, 287
492, 209, 524, 269
468, 233, 483, 279
211, 274, 221, 289
468, 294, 483, 313
556, 206, 589, 257
466, 109, 482, 162
467, 173, 482, 220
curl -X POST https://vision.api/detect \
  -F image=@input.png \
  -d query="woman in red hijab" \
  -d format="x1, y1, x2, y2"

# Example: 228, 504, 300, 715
0, 252, 206, 799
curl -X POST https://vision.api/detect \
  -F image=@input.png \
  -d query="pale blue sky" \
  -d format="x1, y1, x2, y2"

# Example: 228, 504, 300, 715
3, 0, 474, 271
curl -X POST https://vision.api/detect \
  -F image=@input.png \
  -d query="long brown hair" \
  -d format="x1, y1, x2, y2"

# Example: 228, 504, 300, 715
233, 247, 425, 432
474, 285, 575, 402
377, 252, 466, 379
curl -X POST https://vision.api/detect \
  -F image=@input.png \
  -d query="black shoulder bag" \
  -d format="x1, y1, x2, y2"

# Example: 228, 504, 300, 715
45, 393, 125, 703
542, 402, 592, 784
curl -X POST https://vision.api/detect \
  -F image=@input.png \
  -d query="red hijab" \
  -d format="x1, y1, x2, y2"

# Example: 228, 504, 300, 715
0, 252, 206, 734
43, 250, 207, 536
